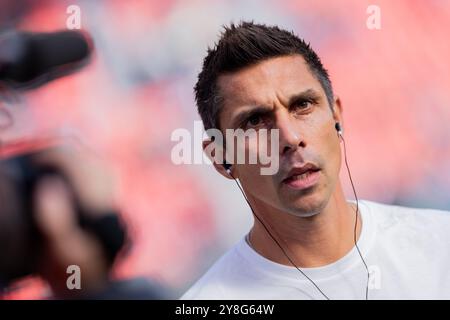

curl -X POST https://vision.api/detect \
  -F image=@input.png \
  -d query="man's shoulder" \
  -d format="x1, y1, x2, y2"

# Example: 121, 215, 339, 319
362, 199, 450, 220
180, 239, 250, 300
362, 199, 450, 237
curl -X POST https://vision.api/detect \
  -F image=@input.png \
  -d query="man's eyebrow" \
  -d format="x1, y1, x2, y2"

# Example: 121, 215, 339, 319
231, 105, 273, 128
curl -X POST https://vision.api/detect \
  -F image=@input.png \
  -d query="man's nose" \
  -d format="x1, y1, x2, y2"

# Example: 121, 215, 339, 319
276, 112, 305, 156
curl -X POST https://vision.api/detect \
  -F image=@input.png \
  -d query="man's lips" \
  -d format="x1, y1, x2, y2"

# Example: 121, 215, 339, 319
282, 163, 321, 190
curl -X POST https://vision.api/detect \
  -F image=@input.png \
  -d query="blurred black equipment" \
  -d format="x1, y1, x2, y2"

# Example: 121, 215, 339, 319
0, 29, 166, 299
0, 29, 98, 288
0, 30, 92, 89
0, 146, 126, 288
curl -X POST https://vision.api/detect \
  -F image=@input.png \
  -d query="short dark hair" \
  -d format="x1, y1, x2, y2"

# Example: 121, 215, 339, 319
195, 21, 334, 131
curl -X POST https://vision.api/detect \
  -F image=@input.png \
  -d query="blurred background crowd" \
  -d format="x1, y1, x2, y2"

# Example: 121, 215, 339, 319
0, 0, 449, 299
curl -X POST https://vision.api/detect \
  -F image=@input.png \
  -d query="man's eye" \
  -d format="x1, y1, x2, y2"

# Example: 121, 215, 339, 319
246, 115, 262, 127
293, 100, 311, 109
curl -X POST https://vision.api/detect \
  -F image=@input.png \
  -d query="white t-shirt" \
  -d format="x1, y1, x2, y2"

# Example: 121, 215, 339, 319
181, 200, 450, 299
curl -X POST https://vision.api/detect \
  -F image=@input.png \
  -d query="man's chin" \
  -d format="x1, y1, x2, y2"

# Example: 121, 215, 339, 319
286, 206, 323, 218
280, 193, 327, 218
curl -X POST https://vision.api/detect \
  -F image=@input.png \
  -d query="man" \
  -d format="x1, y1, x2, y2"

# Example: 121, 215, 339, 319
182, 22, 450, 299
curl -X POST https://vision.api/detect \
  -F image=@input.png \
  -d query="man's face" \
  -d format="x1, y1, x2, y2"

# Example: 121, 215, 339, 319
217, 55, 342, 217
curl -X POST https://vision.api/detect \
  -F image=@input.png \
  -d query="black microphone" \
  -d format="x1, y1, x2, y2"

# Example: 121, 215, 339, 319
0, 30, 93, 89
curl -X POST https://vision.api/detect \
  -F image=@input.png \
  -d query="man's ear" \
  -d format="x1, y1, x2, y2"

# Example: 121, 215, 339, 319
332, 96, 344, 131
202, 139, 234, 180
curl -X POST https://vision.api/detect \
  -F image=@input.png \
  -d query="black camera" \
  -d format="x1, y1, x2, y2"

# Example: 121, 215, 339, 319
0, 29, 166, 300
0, 29, 126, 291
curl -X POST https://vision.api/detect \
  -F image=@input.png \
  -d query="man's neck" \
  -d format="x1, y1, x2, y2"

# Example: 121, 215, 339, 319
246, 186, 362, 268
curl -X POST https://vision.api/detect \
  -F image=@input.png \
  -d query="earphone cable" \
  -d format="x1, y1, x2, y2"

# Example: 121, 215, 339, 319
227, 128, 369, 300
229, 171, 331, 300
340, 133, 370, 300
